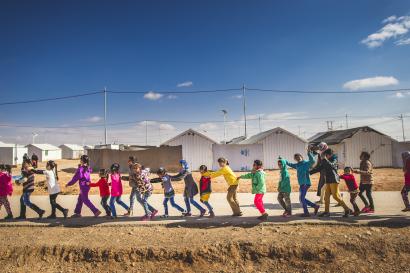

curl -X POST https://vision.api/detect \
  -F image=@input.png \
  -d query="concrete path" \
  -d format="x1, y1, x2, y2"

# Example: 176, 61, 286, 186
0, 192, 409, 227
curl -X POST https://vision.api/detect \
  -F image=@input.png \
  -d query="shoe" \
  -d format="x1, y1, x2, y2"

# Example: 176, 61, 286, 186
199, 210, 206, 218
209, 211, 215, 218
46, 215, 56, 219
38, 210, 45, 219
343, 211, 350, 218
15, 216, 26, 220
353, 211, 360, 216
367, 209, 375, 214
160, 214, 169, 218
183, 212, 192, 217
63, 209, 69, 219
4, 214, 13, 220
140, 215, 150, 221
314, 205, 320, 216
150, 210, 158, 219
402, 207, 410, 212
361, 207, 370, 213
282, 212, 291, 218
257, 213, 268, 221
319, 212, 330, 217
71, 213, 81, 218
123, 211, 130, 216
232, 212, 243, 217
94, 211, 102, 217
299, 213, 311, 217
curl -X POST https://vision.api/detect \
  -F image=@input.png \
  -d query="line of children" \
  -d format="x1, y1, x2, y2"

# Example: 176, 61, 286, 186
89, 169, 111, 217
0, 164, 13, 219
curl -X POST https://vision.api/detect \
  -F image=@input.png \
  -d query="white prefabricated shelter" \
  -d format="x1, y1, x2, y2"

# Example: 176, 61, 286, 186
161, 129, 217, 170
59, 144, 85, 159
239, 127, 308, 169
212, 144, 263, 171
26, 144, 62, 162
309, 126, 394, 168
0, 143, 28, 165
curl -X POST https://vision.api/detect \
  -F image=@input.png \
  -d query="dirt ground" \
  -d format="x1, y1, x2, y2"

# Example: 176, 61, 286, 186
0, 224, 409, 273
11, 159, 406, 196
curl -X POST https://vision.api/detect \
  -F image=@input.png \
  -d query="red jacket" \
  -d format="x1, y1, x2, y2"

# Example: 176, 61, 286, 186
90, 178, 110, 197
199, 176, 212, 195
340, 174, 358, 192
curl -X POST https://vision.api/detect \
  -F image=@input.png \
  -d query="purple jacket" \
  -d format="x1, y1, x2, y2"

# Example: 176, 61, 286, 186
67, 165, 91, 191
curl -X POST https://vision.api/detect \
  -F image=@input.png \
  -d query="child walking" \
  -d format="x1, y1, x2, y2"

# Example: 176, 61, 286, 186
277, 158, 292, 217
354, 152, 374, 213
285, 151, 320, 217
0, 164, 13, 219
401, 151, 410, 212
121, 156, 139, 215
16, 160, 45, 220
340, 167, 360, 216
34, 161, 68, 219
133, 164, 158, 221
199, 165, 214, 217
204, 157, 242, 216
66, 155, 101, 218
171, 160, 206, 217
109, 163, 130, 218
151, 168, 186, 218
89, 169, 111, 217
238, 160, 268, 221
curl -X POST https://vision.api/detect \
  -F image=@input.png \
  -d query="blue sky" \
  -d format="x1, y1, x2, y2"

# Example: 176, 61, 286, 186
0, 0, 409, 145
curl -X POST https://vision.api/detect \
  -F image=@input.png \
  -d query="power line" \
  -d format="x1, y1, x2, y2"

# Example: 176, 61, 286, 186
107, 88, 241, 94
247, 87, 410, 94
0, 91, 103, 106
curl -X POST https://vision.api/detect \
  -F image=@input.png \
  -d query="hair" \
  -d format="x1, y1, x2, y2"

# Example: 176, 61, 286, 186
294, 153, 302, 158
199, 165, 208, 172
254, 160, 263, 167
217, 157, 229, 165
99, 168, 108, 178
31, 154, 38, 161
360, 151, 371, 160
80, 155, 90, 172
110, 163, 120, 173
128, 156, 137, 163
46, 160, 59, 180
156, 167, 166, 175
323, 148, 333, 157
344, 166, 353, 173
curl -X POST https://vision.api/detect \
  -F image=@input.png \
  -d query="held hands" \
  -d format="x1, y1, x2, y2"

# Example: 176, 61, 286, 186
236, 177, 241, 181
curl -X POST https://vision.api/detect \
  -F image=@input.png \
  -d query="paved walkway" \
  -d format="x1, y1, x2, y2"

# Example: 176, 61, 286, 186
0, 192, 409, 227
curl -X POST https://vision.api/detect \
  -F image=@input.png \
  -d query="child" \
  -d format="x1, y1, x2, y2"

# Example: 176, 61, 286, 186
151, 168, 186, 218
354, 151, 374, 213
109, 163, 130, 218
340, 167, 360, 216
0, 164, 13, 219
199, 165, 214, 217
285, 151, 320, 217
204, 157, 242, 216
171, 160, 206, 217
66, 155, 101, 218
401, 151, 410, 212
16, 160, 45, 220
133, 163, 158, 221
277, 158, 292, 217
121, 156, 138, 215
237, 160, 267, 220
89, 169, 111, 217
34, 160, 68, 219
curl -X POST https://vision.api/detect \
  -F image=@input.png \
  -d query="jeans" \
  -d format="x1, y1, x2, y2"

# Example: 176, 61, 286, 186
0, 196, 12, 215
324, 183, 350, 213
359, 184, 374, 210
129, 187, 139, 212
277, 192, 292, 214
163, 196, 185, 216
349, 191, 360, 214
110, 196, 130, 217
137, 192, 156, 216
401, 185, 410, 208
299, 184, 317, 215
227, 185, 241, 215
19, 191, 43, 217
49, 193, 66, 216
101, 196, 111, 216
184, 197, 205, 213
254, 193, 265, 214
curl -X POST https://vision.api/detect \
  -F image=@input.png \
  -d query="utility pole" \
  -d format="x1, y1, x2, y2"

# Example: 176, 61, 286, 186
222, 110, 228, 144
345, 114, 349, 129
400, 114, 406, 142
104, 87, 108, 145
326, 121, 334, 131
258, 115, 262, 133
145, 120, 148, 146
242, 84, 247, 138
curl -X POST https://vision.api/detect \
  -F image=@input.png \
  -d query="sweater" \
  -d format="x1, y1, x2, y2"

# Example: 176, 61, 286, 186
240, 169, 266, 194
286, 152, 316, 186
340, 174, 358, 192
110, 173, 123, 197
356, 160, 373, 185
151, 174, 174, 195
35, 169, 60, 195
0, 172, 13, 196
171, 169, 199, 198
204, 165, 238, 186
278, 158, 291, 193
67, 165, 91, 191
199, 176, 212, 195
134, 169, 153, 194
90, 178, 110, 197
21, 169, 35, 193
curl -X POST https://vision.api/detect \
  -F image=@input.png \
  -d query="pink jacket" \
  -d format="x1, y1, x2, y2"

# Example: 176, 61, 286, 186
0, 172, 13, 196
110, 173, 123, 197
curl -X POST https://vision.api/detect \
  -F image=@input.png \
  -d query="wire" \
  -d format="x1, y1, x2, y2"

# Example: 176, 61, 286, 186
247, 87, 410, 94
0, 91, 103, 106
107, 88, 241, 94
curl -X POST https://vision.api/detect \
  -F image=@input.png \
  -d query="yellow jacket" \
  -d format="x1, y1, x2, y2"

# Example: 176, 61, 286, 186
205, 166, 238, 186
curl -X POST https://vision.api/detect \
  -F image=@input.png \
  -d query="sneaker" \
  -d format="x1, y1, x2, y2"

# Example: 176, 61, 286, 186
361, 207, 370, 213
282, 212, 291, 218
353, 211, 360, 217
257, 213, 268, 221
94, 211, 102, 217
401, 207, 410, 212
150, 210, 159, 219
367, 209, 375, 214
299, 213, 311, 217
183, 212, 192, 217
199, 210, 206, 218
4, 214, 13, 220
140, 215, 150, 221
232, 212, 243, 217
160, 214, 169, 218
71, 213, 82, 218
209, 211, 215, 218
343, 211, 350, 218
123, 211, 130, 216
15, 216, 26, 220
314, 205, 320, 216
63, 209, 69, 219
38, 210, 45, 219
319, 212, 330, 217
46, 215, 56, 219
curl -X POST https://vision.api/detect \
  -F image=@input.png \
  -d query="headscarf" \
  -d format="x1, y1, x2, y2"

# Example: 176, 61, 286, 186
317, 142, 328, 154
179, 159, 189, 172
402, 151, 410, 172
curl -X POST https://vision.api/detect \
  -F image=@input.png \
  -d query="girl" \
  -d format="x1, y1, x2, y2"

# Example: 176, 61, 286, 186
401, 151, 410, 212
133, 164, 158, 221
237, 160, 268, 221
171, 160, 206, 217
354, 152, 374, 213
66, 155, 101, 218
0, 164, 13, 219
204, 157, 242, 216
151, 168, 186, 218
16, 160, 45, 220
277, 158, 292, 217
285, 151, 319, 217
340, 167, 360, 216
121, 156, 139, 215
199, 165, 214, 218
109, 163, 130, 219
34, 160, 68, 219
89, 169, 111, 217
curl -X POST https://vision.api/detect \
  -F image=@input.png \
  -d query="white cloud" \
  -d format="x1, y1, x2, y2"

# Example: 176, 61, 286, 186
361, 15, 410, 48
199, 122, 218, 131
395, 37, 410, 45
167, 95, 178, 99
177, 81, 193, 88
82, 116, 103, 123
143, 91, 163, 100
159, 123, 175, 130
343, 76, 399, 91
232, 95, 243, 99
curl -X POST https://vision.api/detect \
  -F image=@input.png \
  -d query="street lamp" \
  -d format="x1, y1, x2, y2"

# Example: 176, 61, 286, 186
221, 110, 228, 144
32, 132, 39, 144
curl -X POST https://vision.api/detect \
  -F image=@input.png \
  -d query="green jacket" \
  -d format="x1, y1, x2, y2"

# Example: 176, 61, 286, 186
278, 158, 291, 193
240, 169, 266, 194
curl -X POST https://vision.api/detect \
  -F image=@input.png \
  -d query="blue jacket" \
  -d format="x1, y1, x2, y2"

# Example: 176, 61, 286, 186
286, 152, 316, 186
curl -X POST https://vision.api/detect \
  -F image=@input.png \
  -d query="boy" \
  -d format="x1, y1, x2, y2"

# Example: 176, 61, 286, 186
340, 167, 360, 216
277, 158, 292, 217
354, 152, 374, 213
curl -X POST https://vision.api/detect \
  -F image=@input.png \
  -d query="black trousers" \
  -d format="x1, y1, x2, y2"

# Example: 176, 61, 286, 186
101, 196, 111, 216
49, 193, 66, 216
359, 184, 374, 210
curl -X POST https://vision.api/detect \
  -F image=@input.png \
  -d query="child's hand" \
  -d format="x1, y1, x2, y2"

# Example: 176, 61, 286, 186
236, 177, 241, 181
86, 182, 90, 186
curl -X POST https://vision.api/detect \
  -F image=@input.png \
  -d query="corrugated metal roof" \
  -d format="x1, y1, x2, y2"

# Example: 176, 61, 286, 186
162, 128, 217, 145
59, 144, 84, 150
309, 126, 391, 145
27, 144, 60, 150
226, 136, 246, 144
239, 127, 307, 144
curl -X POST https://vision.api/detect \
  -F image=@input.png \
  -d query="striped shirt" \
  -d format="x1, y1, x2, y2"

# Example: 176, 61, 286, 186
22, 170, 35, 192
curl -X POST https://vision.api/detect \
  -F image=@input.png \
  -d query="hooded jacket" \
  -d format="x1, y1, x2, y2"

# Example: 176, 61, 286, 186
240, 169, 266, 194
286, 152, 316, 186
278, 158, 291, 193
67, 165, 91, 191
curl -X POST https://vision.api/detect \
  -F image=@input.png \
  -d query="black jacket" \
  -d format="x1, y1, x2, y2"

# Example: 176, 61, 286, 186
310, 156, 339, 184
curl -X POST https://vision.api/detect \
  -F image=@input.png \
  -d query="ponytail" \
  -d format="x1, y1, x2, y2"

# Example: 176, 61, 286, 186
54, 163, 59, 181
